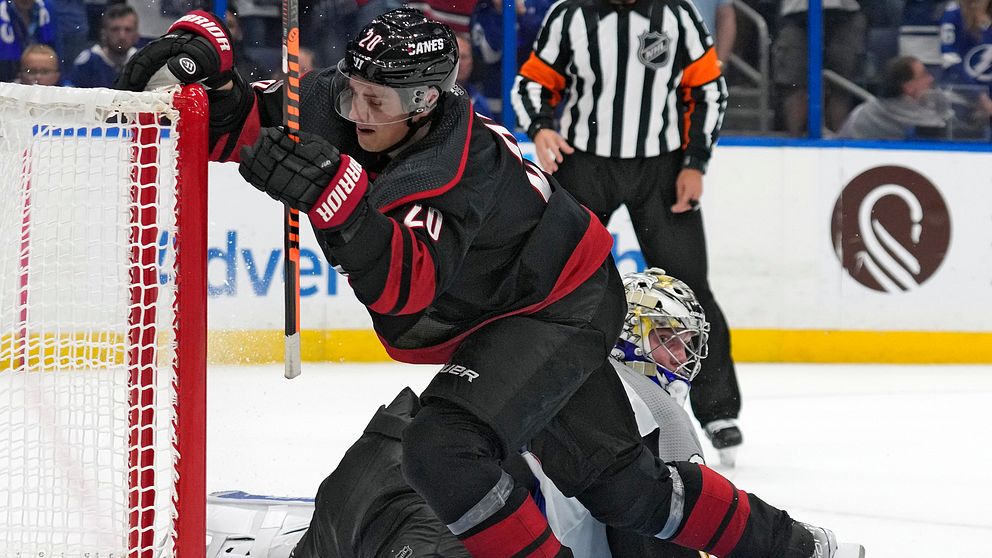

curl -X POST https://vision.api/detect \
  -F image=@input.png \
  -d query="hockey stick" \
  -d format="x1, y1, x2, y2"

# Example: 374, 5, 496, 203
282, 0, 302, 379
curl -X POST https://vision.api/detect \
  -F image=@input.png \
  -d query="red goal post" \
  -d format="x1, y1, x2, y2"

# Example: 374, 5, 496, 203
0, 84, 207, 558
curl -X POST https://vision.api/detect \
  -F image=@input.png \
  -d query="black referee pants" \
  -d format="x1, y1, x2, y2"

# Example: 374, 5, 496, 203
554, 148, 741, 425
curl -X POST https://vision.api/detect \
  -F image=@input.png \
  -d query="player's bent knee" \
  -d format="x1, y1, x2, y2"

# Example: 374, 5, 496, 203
401, 401, 504, 521
401, 406, 451, 490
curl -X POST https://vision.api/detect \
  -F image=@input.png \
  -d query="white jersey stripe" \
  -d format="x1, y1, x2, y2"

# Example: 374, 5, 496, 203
593, 12, 618, 154
678, 5, 708, 60
569, 10, 596, 150
620, 14, 650, 158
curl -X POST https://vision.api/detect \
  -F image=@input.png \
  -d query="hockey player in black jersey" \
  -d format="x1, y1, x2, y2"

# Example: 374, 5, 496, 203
202, 269, 712, 558
117, 8, 864, 558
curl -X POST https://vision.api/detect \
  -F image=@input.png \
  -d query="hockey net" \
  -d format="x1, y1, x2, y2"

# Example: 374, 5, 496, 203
0, 84, 207, 558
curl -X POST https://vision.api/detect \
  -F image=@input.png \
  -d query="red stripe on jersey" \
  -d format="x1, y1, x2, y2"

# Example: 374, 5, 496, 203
368, 222, 405, 314
549, 208, 614, 298
380, 208, 613, 364
379, 112, 474, 213
672, 464, 739, 551
397, 227, 437, 314
460, 496, 563, 558
210, 96, 261, 163
710, 487, 751, 557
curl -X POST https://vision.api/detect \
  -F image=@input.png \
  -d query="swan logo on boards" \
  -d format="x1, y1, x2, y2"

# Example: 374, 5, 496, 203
830, 166, 951, 293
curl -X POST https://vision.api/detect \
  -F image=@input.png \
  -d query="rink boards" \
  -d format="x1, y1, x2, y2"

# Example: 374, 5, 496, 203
128, 144, 992, 363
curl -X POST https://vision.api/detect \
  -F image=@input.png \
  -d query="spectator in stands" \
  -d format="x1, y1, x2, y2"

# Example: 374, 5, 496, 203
84, 0, 107, 43
53, 0, 88, 68
409, 0, 478, 35
233, 0, 280, 52
723, 0, 775, 98
354, 0, 403, 36
940, 0, 992, 86
225, 2, 268, 81
66, 3, 138, 88
469, 0, 554, 122
691, 0, 737, 66
16, 42, 60, 85
455, 33, 492, 118
838, 55, 953, 139
939, 0, 992, 137
772, 0, 867, 135
132, 0, 212, 43
300, 0, 355, 67
904, 0, 947, 27
1, 0, 60, 83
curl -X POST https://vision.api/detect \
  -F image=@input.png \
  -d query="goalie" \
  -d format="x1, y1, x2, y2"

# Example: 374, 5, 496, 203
117, 8, 863, 557
204, 270, 857, 558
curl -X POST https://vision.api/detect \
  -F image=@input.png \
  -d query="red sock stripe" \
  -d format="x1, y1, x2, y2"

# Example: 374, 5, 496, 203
461, 496, 563, 558
672, 464, 737, 550
709, 488, 751, 556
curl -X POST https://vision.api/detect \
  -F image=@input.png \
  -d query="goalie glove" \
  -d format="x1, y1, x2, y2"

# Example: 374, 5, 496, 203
114, 10, 234, 92
239, 127, 370, 232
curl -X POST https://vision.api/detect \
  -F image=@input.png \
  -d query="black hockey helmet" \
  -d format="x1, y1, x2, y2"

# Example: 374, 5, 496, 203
333, 8, 458, 125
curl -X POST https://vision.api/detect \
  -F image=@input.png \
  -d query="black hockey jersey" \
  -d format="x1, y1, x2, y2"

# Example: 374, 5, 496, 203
211, 70, 614, 363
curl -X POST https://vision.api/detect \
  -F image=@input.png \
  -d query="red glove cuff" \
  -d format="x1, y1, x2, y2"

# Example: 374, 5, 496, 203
169, 10, 234, 72
308, 155, 369, 229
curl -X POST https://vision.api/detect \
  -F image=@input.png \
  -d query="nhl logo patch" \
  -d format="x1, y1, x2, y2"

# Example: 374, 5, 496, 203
638, 31, 671, 69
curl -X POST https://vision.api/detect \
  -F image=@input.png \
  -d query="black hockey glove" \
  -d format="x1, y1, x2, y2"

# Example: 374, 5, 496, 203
114, 10, 234, 92
239, 127, 370, 231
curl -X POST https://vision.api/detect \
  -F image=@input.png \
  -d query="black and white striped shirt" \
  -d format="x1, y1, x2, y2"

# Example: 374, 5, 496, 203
513, 0, 727, 161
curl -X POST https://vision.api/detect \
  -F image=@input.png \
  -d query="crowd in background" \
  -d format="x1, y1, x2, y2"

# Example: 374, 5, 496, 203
2, 0, 991, 141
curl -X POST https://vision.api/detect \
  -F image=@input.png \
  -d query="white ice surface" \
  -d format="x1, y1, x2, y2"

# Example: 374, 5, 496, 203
208, 362, 992, 557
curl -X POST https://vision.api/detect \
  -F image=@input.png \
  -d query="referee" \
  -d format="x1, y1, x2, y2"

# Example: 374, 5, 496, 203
512, 0, 743, 465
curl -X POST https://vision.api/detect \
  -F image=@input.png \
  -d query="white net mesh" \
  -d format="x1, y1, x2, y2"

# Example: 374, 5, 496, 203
0, 84, 187, 558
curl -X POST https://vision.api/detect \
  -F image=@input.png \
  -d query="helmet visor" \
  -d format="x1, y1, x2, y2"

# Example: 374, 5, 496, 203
332, 60, 439, 125
635, 313, 709, 382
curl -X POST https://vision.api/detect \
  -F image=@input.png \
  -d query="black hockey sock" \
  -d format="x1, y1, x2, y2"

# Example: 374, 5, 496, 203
722, 493, 805, 558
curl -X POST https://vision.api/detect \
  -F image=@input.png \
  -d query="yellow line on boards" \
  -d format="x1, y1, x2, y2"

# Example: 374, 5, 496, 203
5, 330, 991, 368
731, 329, 992, 364
204, 329, 992, 365
207, 329, 389, 364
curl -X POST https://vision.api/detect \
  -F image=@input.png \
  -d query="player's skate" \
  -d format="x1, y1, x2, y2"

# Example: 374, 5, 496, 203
703, 419, 742, 467
802, 523, 866, 558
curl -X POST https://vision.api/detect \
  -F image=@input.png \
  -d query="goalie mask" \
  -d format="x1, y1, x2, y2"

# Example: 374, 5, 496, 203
333, 8, 458, 125
613, 268, 709, 383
